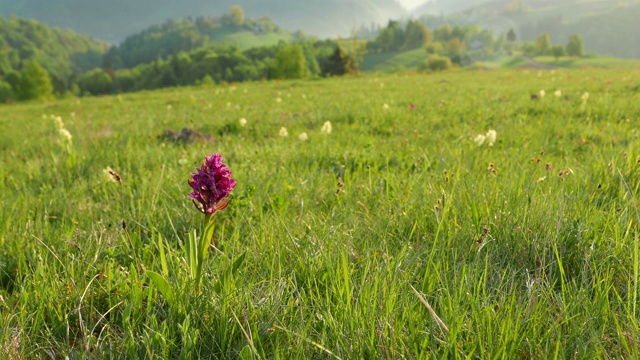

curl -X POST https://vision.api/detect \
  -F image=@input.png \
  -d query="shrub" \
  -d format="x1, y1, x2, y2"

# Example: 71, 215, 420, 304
420, 55, 453, 72
425, 42, 443, 55
0, 80, 15, 103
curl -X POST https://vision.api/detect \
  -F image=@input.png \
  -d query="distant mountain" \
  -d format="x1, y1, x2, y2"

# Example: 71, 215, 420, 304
413, 0, 640, 58
0, 0, 406, 44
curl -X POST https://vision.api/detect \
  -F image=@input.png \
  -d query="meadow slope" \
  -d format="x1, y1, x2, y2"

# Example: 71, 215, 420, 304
1, 69, 640, 358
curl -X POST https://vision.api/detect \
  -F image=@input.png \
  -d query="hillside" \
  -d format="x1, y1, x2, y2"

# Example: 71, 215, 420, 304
102, 15, 295, 69
0, 16, 108, 81
414, 0, 640, 58
0, 0, 405, 44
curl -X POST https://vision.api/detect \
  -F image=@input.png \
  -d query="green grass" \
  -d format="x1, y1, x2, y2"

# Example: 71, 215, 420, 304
2, 68, 640, 358
475, 55, 640, 70
361, 50, 640, 74
531, 56, 640, 69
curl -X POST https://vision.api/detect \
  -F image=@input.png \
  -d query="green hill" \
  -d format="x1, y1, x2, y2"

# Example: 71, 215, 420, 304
0, 0, 405, 44
0, 16, 108, 82
103, 15, 295, 69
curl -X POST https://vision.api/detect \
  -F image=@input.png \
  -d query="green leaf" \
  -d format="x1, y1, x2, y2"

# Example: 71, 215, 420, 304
213, 252, 246, 294
186, 229, 198, 281
157, 234, 169, 278
231, 251, 246, 275
203, 218, 216, 249
146, 270, 174, 305
239, 345, 253, 360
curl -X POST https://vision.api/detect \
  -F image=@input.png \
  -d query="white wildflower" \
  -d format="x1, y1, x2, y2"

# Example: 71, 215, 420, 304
485, 129, 497, 146
54, 116, 64, 130
554, 89, 562, 97
539, 90, 545, 97
321, 121, 332, 134
298, 132, 308, 141
278, 127, 289, 137
383, 103, 389, 110
276, 97, 282, 103
537, 176, 546, 183
581, 92, 589, 102
178, 158, 188, 166
239, 118, 247, 127
59, 128, 72, 142
473, 134, 486, 146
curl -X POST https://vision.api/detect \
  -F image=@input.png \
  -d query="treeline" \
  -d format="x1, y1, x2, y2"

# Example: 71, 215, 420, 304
367, 20, 504, 68
520, 3, 640, 58
78, 40, 355, 96
0, 12, 356, 102
103, 7, 287, 69
521, 33, 584, 59
366, 20, 433, 53
0, 15, 108, 95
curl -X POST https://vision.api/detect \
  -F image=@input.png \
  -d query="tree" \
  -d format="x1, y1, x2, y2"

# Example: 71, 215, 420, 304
534, 33, 551, 56
445, 38, 465, 64
78, 68, 114, 95
566, 34, 584, 57
533, 33, 551, 55
367, 20, 404, 53
434, 24, 453, 42
16, 59, 53, 100
403, 20, 432, 50
506, 28, 516, 42
224, 6, 245, 26
323, 47, 348, 76
550, 44, 565, 60
270, 44, 307, 79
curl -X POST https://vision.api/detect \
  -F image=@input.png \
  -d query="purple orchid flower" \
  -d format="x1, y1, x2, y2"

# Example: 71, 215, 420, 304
188, 154, 237, 215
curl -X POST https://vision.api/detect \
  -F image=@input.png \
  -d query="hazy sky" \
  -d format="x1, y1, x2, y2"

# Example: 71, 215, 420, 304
396, 0, 427, 10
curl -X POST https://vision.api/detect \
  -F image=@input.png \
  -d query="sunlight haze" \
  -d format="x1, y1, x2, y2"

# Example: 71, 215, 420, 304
397, 0, 428, 10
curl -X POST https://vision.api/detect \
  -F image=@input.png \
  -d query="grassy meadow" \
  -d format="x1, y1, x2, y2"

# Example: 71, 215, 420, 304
1, 68, 640, 358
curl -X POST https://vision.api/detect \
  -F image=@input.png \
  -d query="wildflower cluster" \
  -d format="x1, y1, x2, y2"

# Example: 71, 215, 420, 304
321, 121, 332, 134
276, 121, 333, 140
52, 115, 72, 145
188, 154, 237, 215
474, 129, 497, 147
581, 92, 589, 102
